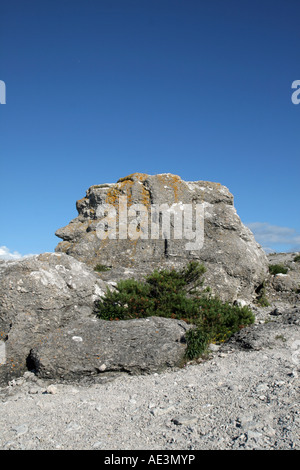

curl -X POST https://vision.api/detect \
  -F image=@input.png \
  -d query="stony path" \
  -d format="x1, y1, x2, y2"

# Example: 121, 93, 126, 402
1, 312, 299, 450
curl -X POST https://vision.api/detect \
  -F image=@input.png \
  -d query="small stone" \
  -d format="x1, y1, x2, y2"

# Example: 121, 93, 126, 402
256, 383, 268, 393
28, 387, 40, 394
274, 380, 285, 387
46, 385, 58, 395
150, 405, 175, 417
15, 378, 25, 386
12, 424, 29, 436
66, 422, 81, 432
171, 415, 198, 426
247, 430, 263, 440
270, 308, 282, 316
264, 426, 276, 437
23, 371, 37, 381
92, 441, 102, 448
72, 336, 83, 342
4, 441, 17, 449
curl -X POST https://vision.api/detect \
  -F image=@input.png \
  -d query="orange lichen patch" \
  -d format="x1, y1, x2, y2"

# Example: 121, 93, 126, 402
117, 173, 149, 183
141, 185, 151, 208
157, 174, 182, 202
76, 197, 88, 212
106, 174, 151, 209
106, 180, 134, 207
38, 253, 56, 262
56, 241, 72, 253
77, 197, 87, 205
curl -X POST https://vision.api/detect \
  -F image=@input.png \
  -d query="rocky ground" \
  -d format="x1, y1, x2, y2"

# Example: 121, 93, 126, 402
0, 301, 299, 451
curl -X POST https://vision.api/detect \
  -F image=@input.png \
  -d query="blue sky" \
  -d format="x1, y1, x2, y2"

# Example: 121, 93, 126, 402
0, 0, 300, 259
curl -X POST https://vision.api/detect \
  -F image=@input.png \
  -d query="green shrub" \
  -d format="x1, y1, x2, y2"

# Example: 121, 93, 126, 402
94, 264, 111, 272
195, 294, 255, 343
95, 261, 206, 321
269, 264, 288, 275
293, 254, 300, 262
94, 261, 255, 360
95, 278, 153, 320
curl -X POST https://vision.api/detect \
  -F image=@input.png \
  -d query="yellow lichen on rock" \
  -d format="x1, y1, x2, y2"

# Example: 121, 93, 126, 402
117, 173, 149, 183
106, 180, 134, 207
106, 173, 151, 209
156, 174, 182, 202
141, 185, 151, 208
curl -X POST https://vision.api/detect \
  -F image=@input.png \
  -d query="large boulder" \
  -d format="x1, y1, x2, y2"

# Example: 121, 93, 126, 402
0, 252, 108, 385
29, 316, 191, 381
55, 173, 268, 302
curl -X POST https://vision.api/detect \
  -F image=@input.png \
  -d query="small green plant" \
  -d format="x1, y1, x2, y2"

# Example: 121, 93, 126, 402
255, 281, 270, 307
256, 295, 270, 307
293, 254, 300, 262
94, 264, 111, 273
275, 335, 286, 342
269, 264, 288, 275
185, 328, 210, 360
95, 262, 255, 361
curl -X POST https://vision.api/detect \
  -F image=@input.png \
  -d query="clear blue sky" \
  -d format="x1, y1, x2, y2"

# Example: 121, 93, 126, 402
1, 0, 300, 258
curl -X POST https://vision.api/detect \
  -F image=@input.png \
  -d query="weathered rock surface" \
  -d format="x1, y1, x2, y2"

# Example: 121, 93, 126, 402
223, 310, 300, 352
55, 172, 268, 303
29, 316, 191, 381
0, 253, 108, 385
266, 252, 300, 304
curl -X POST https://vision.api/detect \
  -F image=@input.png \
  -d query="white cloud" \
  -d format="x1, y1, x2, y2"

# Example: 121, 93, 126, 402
0, 246, 36, 260
247, 222, 300, 253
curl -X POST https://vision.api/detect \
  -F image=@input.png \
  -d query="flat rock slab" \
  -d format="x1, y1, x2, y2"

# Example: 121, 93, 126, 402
29, 316, 192, 381
224, 313, 300, 351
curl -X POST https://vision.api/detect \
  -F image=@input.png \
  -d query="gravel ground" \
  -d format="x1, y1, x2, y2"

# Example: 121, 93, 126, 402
0, 306, 299, 451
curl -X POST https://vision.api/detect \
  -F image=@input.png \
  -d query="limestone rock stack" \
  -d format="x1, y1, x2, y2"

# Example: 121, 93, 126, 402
55, 173, 268, 302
